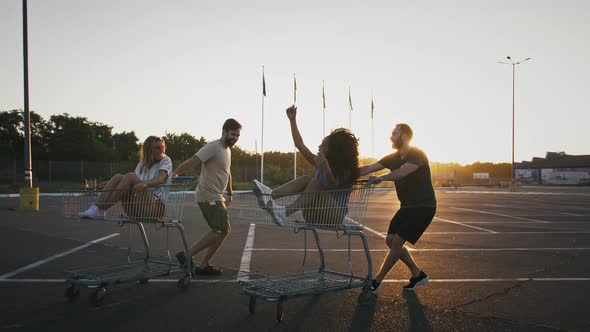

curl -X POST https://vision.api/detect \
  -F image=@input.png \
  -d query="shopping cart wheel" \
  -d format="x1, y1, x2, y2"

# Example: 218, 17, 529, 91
65, 284, 80, 299
248, 296, 256, 314
276, 300, 284, 323
89, 287, 106, 306
177, 275, 190, 289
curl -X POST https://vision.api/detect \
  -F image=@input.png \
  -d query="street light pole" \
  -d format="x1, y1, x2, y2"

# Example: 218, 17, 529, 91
19, 0, 39, 211
498, 56, 531, 188
23, 0, 32, 188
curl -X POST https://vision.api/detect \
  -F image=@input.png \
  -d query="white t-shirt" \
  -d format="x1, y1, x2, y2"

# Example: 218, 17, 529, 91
134, 156, 173, 201
195, 139, 231, 202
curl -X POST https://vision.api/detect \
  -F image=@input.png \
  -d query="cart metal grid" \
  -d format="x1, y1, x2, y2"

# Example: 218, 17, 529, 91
229, 181, 375, 322
62, 176, 197, 305
230, 183, 373, 231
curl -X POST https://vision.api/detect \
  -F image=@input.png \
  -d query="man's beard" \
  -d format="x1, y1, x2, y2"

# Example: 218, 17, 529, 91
392, 138, 403, 150
225, 137, 236, 147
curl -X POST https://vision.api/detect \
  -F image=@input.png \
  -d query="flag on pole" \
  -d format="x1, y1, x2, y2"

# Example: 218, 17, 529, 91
371, 96, 374, 119
348, 88, 353, 111
293, 74, 297, 104
322, 81, 326, 109
262, 67, 266, 97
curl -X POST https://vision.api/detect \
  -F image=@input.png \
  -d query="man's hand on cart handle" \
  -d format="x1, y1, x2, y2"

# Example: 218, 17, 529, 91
172, 175, 199, 182
368, 176, 382, 185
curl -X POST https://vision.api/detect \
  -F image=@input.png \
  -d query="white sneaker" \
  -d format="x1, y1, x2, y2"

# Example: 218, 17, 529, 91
252, 180, 272, 210
270, 203, 287, 226
78, 205, 106, 220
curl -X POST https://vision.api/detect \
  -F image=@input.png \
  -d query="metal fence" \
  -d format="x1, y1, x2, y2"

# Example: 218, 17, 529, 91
1, 159, 261, 187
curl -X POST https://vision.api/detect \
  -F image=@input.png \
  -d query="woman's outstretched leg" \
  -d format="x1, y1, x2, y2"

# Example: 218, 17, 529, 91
286, 178, 324, 213
107, 172, 142, 206
253, 176, 311, 211
271, 175, 311, 199
95, 174, 124, 210
270, 178, 341, 225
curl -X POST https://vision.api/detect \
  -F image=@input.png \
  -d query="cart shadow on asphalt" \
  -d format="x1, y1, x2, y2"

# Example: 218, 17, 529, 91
350, 291, 378, 332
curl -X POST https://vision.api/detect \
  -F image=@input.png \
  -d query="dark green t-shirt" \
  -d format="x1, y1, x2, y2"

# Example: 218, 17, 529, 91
378, 147, 437, 208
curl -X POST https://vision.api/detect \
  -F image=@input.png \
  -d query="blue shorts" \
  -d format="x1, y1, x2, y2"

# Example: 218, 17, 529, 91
315, 169, 350, 215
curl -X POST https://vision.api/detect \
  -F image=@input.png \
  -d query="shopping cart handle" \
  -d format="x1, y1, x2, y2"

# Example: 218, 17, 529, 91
172, 175, 199, 181
358, 178, 382, 185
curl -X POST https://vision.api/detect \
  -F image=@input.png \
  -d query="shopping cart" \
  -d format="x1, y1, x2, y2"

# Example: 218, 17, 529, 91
61, 176, 197, 305
229, 181, 375, 322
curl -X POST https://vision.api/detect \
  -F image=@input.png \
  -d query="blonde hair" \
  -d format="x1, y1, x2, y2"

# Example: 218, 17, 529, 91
138, 136, 165, 173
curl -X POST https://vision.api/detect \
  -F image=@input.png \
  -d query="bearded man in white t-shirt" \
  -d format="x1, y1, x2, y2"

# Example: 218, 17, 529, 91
172, 118, 241, 275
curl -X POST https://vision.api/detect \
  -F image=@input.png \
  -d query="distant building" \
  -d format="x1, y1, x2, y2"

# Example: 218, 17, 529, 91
515, 152, 590, 185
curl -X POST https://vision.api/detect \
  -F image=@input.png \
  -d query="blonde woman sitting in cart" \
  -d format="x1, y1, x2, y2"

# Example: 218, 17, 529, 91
79, 136, 173, 220
253, 105, 360, 226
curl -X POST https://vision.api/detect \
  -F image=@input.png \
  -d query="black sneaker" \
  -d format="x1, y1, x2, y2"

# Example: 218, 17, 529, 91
175, 252, 193, 269
363, 279, 381, 291
403, 271, 429, 291
194, 264, 223, 276
371, 279, 381, 291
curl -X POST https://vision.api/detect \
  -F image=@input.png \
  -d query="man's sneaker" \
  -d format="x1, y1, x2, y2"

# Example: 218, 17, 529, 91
266, 201, 286, 225
252, 180, 272, 210
403, 271, 429, 291
364, 279, 381, 292
194, 264, 223, 276
175, 252, 193, 269
78, 205, 106, 220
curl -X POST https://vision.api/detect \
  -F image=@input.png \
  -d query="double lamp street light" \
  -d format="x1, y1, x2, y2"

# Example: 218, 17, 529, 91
498, 56, 532, 186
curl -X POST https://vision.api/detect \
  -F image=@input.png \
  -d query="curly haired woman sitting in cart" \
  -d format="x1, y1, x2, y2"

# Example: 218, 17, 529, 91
253, 105, 360, 226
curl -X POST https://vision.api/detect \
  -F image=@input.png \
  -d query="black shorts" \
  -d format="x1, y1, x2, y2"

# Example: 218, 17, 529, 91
387, 207, 436, 244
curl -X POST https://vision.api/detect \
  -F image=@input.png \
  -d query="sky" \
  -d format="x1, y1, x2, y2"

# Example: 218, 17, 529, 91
1, 0, 589, 164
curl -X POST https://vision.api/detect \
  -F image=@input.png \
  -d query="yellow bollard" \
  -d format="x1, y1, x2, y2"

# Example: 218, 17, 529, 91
509, 183, 517, 192
19, 187, 39, 211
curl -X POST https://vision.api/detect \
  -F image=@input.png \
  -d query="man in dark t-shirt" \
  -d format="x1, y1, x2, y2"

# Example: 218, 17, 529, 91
360, 123, 436, 292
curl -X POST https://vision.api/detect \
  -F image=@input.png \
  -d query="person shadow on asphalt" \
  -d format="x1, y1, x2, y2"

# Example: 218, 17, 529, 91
350, 291, 433, 332
403, 291, 433, 332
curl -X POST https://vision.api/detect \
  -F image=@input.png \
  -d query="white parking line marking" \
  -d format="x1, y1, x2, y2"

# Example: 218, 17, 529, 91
237, 223, 256, 281
246, 247, 590, 252
363, 225, 386, 239
0, 233, 120, 280
383, 278, 590, 282
483, 203, 585, 217
434, 217, 497, 233
423, 231, 590, 235
2, 277, 589, 283
451, 207, 549, 223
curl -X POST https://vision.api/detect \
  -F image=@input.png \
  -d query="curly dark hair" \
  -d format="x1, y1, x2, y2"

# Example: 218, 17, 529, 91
325, 128, 360, 187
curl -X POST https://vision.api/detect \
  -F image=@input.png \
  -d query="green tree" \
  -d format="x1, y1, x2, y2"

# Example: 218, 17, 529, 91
45, 114, 116, 161
113, 131, 139, 161
164, 132, 207, 162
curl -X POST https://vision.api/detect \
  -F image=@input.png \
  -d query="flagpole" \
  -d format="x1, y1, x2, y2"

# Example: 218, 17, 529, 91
348, 87, 352, 130
261, 66, 265, 184
293, 73, 297, 180
322, 80, 326, 137
371, 93, 374, 159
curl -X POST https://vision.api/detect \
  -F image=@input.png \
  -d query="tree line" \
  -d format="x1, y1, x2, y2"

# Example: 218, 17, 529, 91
1, 109, 512, 186
0, 109, 322, 186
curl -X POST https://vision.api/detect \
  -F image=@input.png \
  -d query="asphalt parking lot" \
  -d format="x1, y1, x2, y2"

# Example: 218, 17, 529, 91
1, 186, 589, 331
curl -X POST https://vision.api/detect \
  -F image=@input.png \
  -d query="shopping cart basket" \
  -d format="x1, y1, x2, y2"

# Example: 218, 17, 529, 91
229, 181, 375, 322
61, 176, 197, 305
